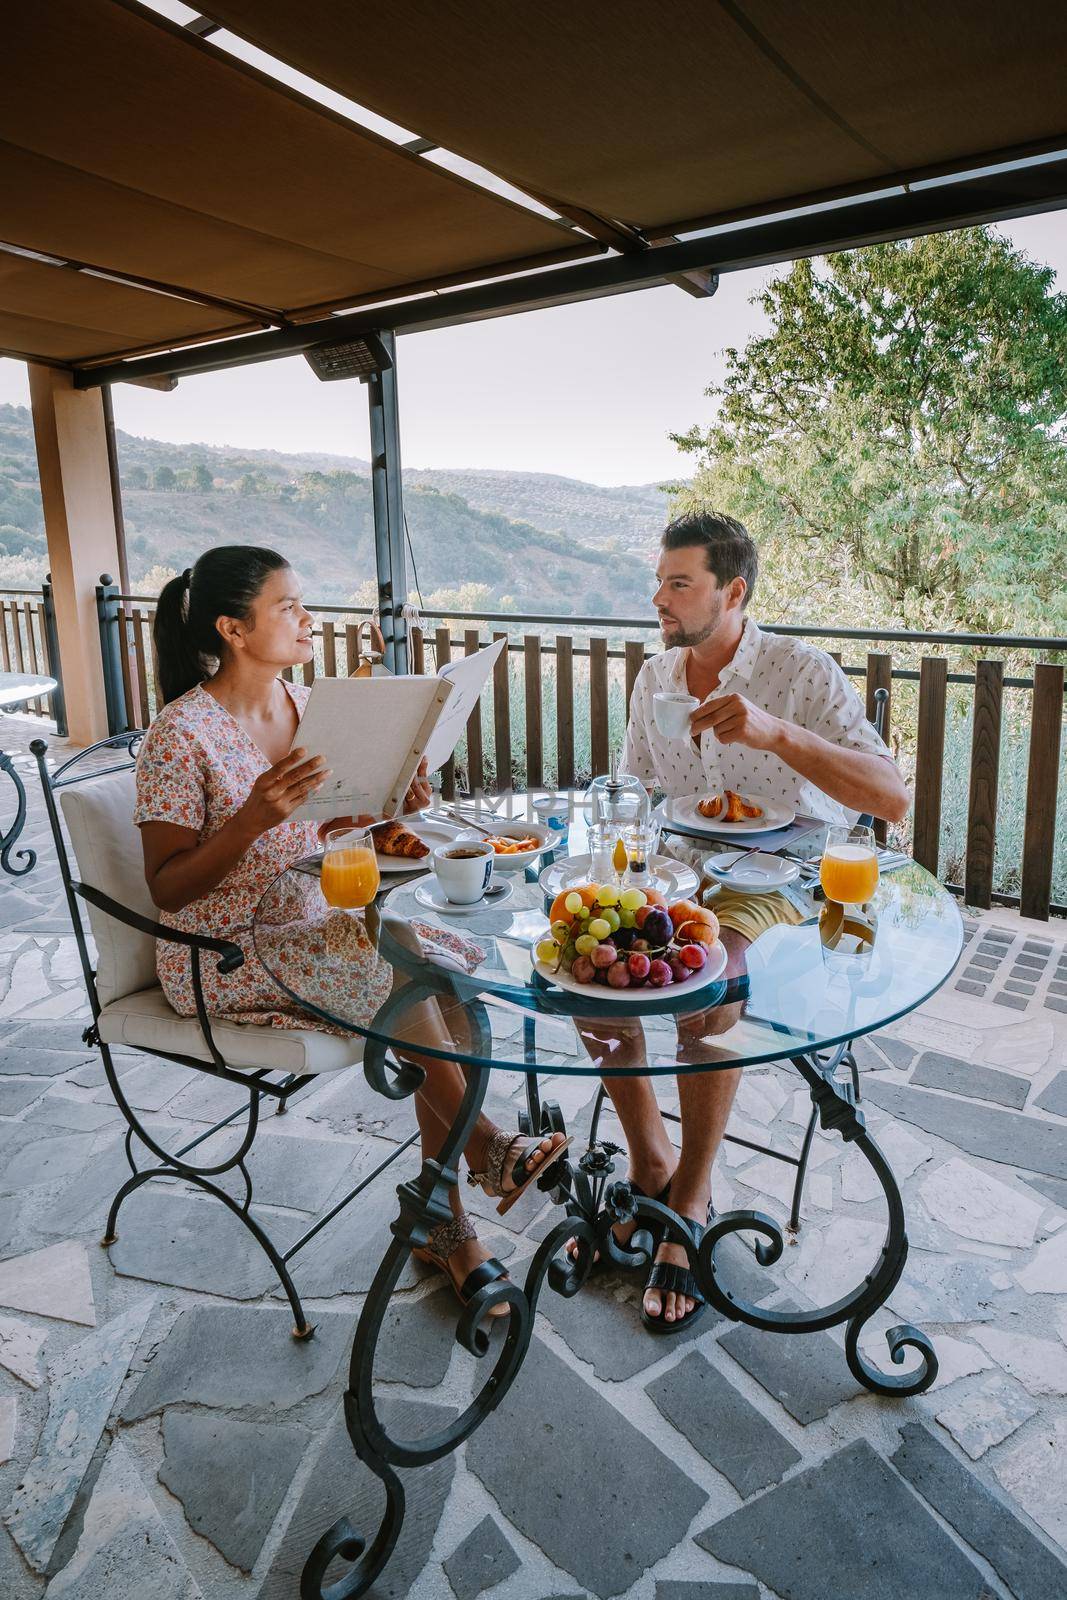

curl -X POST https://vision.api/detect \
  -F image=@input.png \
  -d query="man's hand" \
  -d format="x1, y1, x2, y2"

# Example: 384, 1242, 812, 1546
403, 757, 432, 815
689, 694, 783, 751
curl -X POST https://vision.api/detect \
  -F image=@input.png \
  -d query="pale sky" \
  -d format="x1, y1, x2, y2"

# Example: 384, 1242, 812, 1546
2, 215, 1064, 487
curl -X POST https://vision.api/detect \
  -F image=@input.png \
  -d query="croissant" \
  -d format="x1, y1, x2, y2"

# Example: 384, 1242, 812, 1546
697, 794, 724, 818
375, 819, 430, 859
724, 790, 764, 822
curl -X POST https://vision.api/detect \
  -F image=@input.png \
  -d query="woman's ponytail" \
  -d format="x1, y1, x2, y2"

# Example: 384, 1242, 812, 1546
152, 546, 289, 706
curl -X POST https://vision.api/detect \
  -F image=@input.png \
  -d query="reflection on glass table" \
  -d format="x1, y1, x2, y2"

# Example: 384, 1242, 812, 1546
1, 670, 58, 876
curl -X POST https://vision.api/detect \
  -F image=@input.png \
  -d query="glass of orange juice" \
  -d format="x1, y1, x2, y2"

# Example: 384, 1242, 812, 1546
320, 827, 380, 910
820, 825, 879, 905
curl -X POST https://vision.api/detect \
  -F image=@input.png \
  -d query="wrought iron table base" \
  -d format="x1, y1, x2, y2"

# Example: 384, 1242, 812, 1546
0, 748, 35, 875
300, 1033, 938, 1600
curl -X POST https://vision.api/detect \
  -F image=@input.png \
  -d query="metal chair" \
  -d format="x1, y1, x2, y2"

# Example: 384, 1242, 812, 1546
31, 733, 414, 1337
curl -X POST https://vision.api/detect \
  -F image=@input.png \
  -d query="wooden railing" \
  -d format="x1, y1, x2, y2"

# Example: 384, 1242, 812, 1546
105, 592, 1066, 920
0, 585, 62, 725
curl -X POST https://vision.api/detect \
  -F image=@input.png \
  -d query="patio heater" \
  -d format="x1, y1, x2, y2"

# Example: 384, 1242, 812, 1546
303, 331, 408, 674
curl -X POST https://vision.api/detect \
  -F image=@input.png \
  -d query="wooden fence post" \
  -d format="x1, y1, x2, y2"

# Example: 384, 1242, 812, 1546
964, 660, 1003, 909
1020, 663, 1064, 921
912, 657, 947, 876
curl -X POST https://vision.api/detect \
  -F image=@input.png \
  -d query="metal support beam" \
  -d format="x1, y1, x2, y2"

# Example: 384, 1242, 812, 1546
366, 332, 409, 674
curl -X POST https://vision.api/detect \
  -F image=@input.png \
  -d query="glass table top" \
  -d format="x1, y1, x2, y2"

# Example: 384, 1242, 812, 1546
252, 806, 963, 1079
0, 671, 57, 710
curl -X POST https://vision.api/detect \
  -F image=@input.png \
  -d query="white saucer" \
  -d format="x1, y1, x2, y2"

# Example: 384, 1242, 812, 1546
413, 878, 514, 915
704, 851, 800, 893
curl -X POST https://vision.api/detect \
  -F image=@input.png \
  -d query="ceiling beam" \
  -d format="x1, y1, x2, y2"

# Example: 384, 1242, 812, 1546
73, 153, 1067, 389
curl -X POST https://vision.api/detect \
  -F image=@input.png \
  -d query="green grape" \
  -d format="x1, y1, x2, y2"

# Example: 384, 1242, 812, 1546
551, 920, 571, 940
574, 933, 598, 956
560, 951, 575, 970
588, 917, 611, 940
564, 892, 584, 915
603, 908, 621, 932
618, 909, 636, 929
595, 886, 620, 908
535, 940, 559, 964
578, 906, 591, 921
619, 888, 647, 911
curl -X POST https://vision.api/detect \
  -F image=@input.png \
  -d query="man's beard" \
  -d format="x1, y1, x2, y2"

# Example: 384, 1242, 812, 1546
660, 597, 723, 649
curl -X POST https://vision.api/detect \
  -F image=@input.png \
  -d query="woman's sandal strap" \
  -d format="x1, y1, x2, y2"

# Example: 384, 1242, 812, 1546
644, 1260, 706, 1305
459, 1257, 509, 1302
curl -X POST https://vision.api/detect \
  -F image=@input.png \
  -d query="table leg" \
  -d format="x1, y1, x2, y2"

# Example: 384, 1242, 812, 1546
300, 1001, 581, 1600
0, 749, 36, 876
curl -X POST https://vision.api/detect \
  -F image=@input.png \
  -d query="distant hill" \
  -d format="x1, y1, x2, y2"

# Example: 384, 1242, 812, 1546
0, 404, 666, 614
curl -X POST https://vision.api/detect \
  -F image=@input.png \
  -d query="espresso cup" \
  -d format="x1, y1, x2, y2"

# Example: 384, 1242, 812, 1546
653, 690, 699, 738
432, 841, 495, 904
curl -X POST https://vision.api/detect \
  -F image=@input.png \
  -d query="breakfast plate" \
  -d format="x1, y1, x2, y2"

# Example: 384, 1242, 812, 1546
376, 815, 463, 874
538, 852, 700, 904
662, 794, 795, 837
532, 935, 728, 1004
703, 850, 801, 894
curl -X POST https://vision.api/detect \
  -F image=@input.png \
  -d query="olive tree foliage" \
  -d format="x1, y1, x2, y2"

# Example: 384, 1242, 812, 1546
671, 229, 1067, 633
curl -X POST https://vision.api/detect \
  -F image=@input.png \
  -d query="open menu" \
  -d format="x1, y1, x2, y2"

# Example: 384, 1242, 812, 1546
288, 675, 454, 821
423, 635, 507, 771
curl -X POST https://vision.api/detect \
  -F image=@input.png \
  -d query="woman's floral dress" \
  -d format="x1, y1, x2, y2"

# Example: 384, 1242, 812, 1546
134, 681, 392, 1031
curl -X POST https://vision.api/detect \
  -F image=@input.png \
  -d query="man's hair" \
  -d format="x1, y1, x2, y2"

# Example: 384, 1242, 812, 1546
661, 511, 757, 607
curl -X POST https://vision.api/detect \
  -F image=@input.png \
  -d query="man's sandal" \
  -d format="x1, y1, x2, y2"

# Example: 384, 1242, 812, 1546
640, 1200, 713, 1337
468, 1129, 572, 1216
566, 1176, 673, 1270
411, 1215, 511, 1316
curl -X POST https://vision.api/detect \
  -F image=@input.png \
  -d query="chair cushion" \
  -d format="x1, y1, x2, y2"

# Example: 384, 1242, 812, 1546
61, 770, 157, 1007
97, 985, 365, 1075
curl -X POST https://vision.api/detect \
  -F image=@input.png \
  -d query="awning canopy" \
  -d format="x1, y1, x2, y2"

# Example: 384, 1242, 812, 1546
3, 0, 1066, 376
0, 0, 593, 366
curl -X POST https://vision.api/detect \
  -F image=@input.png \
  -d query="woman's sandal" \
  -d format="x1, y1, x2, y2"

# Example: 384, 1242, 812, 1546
565, 1175, 674, 1270
467, 1129, 572, 1216
411, 1214, 511, 1317
640, 1199, 713, 1337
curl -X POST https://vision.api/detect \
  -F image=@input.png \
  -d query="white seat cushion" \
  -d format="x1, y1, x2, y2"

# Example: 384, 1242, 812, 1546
61, 770, 157, 1007
97, 985, 365, 1075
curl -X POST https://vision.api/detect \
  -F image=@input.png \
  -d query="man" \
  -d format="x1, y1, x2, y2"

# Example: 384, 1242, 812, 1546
606, 511, 909, 1333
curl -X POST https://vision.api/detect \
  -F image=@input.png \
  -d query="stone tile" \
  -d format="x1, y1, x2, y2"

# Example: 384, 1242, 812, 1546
109, 1190, 304, 1299
1015, 952, 1047, 970
733, 1072, 788, 1126
0, 1313, 48, 1388
42, 1440, 202, 1600
928, 1335, 994, 1391
974, 1015, 1055, 1073
698, 1438, 988, 1600
467, 1336, 706, 1599
0, 1397, 14, 1464
1019, 1174, 1067, 1212
967, 953, 1000, 971
1004, 980, 1037, 995
4, 1298, 153, 1571
122, 1305, 351, 1419
647, 1351, 800, 1495
861, 1078, 1067, 1179
971, 1326, 1067, 1395
994, 993, 1029, 1011
840, 1120, 933, 1203
786, 1217, 886, 1305
870, 1034, 915, 1070
539, 1261, 707, 1383
920, 1157, 1043, 1248
1016, 1230, 1067, 1294
655, 1586, 759, 1600
888, 1252, 1003, 1324
0, 1044, 93, 1079
1045, 997, 1067, 1015
443, 1515, 520, 1600
375, 1287, 459, 1388
0, 1127, 95, 1197
159, 1411, 309, 1572
93, 1060, 194, 1112
1023, 940, 1053, 955
909, 1051, 1029, 1109
0, 1077, 48, 1115
260, 1401, 456, 1600
63, 1055, 139, 1089
718, 1305, 859, 1424
995, 1416, 1067, 1551
24, 1095, 120, 1132
954, 980, 986, 996
269, 1162, 425, 1299
894, 1421, 1067, 1600
936, 1374, 1037, 1459
0, 1240, 95, 1326
1034, 1071, 1067, 1119
304, 1069, 420, 1142
195, 1128, 362, 1213
1049, 979, 1067, 997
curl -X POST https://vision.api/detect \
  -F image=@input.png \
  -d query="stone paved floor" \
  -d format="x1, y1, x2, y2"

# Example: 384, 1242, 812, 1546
2, 711, 1067, 1600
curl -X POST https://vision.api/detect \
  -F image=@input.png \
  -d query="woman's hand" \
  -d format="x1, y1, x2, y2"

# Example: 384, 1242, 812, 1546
238, 748, 330, 839
403, 757, 432, 815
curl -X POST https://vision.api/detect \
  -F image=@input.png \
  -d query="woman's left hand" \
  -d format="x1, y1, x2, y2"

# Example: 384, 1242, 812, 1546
317, 813, 376, 841
403, 758, 432, 815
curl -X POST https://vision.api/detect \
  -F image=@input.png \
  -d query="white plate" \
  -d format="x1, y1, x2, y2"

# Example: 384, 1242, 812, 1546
704, 851, 801, 893
532, 935, 728, 1004
413, 878, 514, 915
665, 794, 795, 836
538, 853, 700, 903
376, 815, 462, 874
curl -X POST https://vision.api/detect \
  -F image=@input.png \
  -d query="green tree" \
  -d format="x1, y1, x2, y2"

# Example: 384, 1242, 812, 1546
672, 229, 1067, 633
191, 463, 213, 493
124, 464, 148, 490
152, 464, 176, 491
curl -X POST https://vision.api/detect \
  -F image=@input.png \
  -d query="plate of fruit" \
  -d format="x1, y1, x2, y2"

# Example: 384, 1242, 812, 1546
532, 884, 728, 1002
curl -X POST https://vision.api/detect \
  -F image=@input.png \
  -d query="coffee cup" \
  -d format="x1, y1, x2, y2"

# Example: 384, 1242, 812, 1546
432, 841, 495, 905
653, 691, 699, 738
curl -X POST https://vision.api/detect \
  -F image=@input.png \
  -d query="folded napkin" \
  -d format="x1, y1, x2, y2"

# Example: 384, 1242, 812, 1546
381, 911, 486, 976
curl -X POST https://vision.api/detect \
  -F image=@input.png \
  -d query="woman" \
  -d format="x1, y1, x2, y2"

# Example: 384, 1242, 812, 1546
137, 545, 567, 1307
